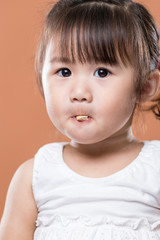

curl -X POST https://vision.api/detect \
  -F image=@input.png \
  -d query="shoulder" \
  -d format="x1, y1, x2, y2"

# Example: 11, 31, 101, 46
34, 142, 68, 164
8, 158, 35, 192
144, 140, 160, 152
0, 158, 37, 239
35, 142, 66, 155
15, 158, 34, 179
32, 142, 69, 205
142, 140, 160, 167
3, 158, 36, 213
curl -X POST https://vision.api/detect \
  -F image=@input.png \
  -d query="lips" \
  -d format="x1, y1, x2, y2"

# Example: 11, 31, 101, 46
70, 108, 93, 122
71, 115, 92, 122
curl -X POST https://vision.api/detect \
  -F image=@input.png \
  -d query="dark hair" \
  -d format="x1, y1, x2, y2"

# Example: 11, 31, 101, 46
35, 0, 160, 118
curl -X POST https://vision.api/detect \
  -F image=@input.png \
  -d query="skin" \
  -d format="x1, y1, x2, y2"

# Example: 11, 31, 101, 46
41, 40, 146, 177
42, 41, 137, 145
0, 38, 159, 238
0, 159, 37, 240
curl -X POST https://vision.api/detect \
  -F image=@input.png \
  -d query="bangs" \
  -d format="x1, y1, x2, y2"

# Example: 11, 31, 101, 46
48, 2, 136, 66
36, 0, 159, 105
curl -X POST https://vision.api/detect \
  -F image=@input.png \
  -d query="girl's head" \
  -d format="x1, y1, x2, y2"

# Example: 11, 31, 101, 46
35, 0, 160, 117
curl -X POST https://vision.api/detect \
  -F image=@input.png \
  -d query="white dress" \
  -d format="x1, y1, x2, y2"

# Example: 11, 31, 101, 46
33, 141, 160, 239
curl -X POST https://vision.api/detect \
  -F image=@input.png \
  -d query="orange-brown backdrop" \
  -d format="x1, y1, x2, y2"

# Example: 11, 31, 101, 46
0, 0, 160, 219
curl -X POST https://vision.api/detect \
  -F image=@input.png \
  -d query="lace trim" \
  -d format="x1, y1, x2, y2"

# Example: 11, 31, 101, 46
36, 215, 160, 231
34, 223, 160, 240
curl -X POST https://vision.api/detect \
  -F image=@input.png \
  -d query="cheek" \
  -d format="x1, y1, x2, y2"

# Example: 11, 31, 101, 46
46, 103, 64, 132
44, 89, 61, 123
98, 86, 136, 121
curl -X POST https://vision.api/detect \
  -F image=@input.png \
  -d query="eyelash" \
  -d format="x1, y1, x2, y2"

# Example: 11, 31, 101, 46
56, 67, 111, 78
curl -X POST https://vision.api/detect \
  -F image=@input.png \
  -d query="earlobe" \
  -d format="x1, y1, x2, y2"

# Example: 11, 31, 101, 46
139, 69, 160, 103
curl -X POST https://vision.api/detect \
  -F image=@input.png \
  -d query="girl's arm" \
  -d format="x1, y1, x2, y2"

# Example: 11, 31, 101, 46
0, 159, 37, 240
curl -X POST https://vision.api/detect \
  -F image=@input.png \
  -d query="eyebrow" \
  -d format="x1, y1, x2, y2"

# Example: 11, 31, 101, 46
50, 57, 73, 64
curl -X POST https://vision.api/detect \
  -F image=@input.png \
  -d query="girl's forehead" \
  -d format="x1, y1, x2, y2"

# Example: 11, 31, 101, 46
46, 36, 131, 69
46, 38, 73, 63
46, 34, 127, 67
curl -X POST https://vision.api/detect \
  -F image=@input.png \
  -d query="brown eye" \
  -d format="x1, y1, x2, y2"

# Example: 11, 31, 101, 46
94, 68, 110, 78
57, 68, 71, 77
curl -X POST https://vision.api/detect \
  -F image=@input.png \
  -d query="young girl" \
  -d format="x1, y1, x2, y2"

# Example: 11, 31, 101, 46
0, 0, 160, 239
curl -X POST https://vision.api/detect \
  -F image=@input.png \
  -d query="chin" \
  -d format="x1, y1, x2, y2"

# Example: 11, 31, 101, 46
67, 133, 108, 145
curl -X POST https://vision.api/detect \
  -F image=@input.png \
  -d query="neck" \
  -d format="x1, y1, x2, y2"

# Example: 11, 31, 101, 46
70, 126, 138, 157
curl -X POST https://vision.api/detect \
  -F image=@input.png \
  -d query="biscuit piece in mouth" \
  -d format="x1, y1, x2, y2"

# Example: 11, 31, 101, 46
76, 116, 89, 121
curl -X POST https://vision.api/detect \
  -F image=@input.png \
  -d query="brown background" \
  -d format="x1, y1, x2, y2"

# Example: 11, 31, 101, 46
0, 0, 160, 219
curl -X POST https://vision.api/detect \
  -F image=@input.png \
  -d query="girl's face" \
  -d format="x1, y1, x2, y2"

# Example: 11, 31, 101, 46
42, 40, 137, 144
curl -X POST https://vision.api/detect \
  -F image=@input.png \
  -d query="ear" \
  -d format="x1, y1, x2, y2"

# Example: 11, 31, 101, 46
139, 69, 160, 103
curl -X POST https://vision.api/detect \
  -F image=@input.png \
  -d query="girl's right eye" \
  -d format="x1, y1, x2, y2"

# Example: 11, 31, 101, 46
94, 68, 111, 78
56, 68, 71, 77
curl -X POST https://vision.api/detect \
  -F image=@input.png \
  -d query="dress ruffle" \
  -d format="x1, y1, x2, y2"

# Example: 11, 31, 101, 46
34, 217, 160, 240
36, 215, 160, 231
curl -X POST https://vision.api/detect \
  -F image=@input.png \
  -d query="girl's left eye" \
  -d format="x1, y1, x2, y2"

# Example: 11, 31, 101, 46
94, 68, 111, 78
56, 68, 71, 77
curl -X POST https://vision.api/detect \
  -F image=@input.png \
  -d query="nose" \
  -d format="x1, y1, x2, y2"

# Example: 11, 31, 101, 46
70, 82, 93, 103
